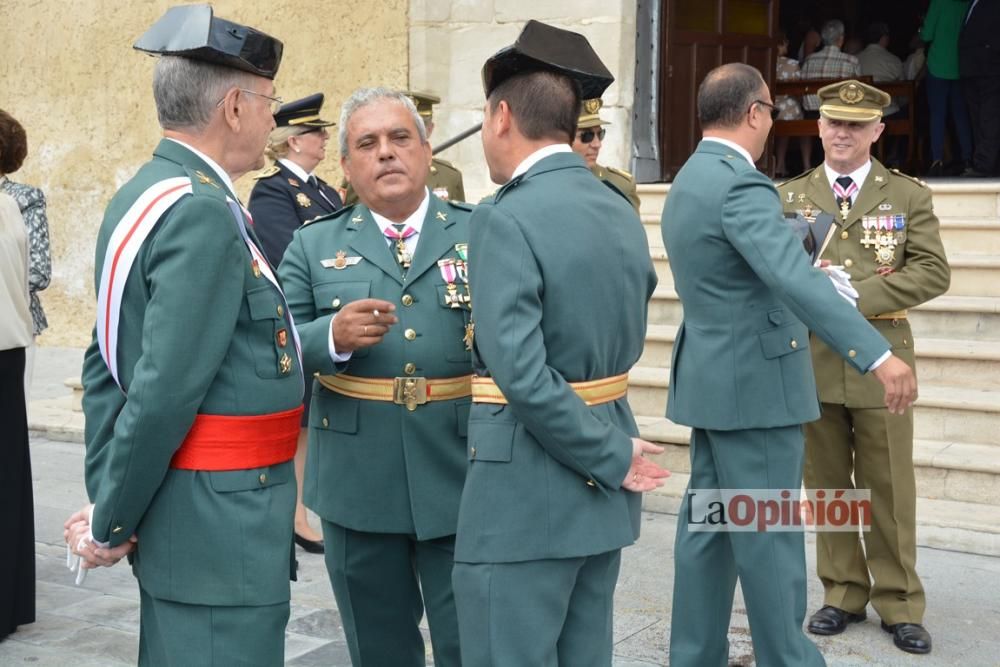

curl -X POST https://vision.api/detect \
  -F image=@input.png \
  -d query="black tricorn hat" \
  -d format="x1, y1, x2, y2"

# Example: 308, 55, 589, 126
274, 93, 335, 128
134, 4, 283, 80
481, 20, 614, 99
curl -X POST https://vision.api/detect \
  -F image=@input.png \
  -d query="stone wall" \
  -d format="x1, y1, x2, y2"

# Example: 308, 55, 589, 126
1, 0, 408, 346
409, 0, 638, 200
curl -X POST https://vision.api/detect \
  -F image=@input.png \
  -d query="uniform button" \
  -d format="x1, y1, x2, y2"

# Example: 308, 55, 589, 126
848, 349, 857, 358
586, 479, 596, 487
332, 298, 341, 309
277, 304, 284, 317
840, 230, 849, 240
322, 417, 329, 427
470, 446, 477, 458
404, 328, 416, 340
844, 259, 854, 268
790, 339, 798, 349
112, 525, 123, 534
259, 473, 267, 485
404, 362, 416, 375
401, 294, 414, 306
903, 339, 909, 346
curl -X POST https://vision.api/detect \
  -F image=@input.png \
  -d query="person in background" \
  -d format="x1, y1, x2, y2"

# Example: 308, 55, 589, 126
959, 0, 1000, 176
571, 97, 641, 211
0, 109, 51, 403
775, 30, 812, 175
921, 0, 973, 176
0, 190, 34, 642
248, 93, 344, 556
802, 19, 861, 115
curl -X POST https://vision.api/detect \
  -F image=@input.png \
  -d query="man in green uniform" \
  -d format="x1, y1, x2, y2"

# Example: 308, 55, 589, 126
663, 64, 918, 667
278, 87, 473, 667
571, 97, 641, 210
778, 79, 949, 655
63, 5, 303, 665
342, 90, 466, 204
452, 21, 668, 667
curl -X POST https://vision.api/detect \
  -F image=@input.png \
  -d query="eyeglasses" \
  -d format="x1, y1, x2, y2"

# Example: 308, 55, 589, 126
750, 100, 780, 121
577, 128, 606, 144
216, 88, 284, 114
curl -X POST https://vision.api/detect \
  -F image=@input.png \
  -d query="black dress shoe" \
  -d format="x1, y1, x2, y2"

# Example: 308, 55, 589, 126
294, 532, 325, 554
882, 621, 932, 654
807, 605, 867, 635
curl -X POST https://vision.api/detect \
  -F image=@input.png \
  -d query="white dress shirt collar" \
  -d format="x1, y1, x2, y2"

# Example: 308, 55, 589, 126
278, 158, 312, 183
824, 160, 872, 198
164, 138, 237, 198
702, 136, 755, 166
511, 143, 574, 180
370, 188, 431, 237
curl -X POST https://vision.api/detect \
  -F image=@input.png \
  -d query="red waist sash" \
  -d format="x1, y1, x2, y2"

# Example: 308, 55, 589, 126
169, 406, 303, 471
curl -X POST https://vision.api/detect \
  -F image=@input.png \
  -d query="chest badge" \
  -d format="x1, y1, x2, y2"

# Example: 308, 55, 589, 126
321, 250, 362, 270
433, 187, 450, 200
879, 203, 893, 211
288, 178, 300, 187
296, 193, 312, 208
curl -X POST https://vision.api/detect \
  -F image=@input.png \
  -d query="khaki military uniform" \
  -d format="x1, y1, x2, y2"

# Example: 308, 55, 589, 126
778, 159, 950, 625
342, 157, 466, 205
592, 163, 639, 211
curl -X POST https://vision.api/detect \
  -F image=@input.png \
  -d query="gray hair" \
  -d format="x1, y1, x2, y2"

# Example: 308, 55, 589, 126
152, 56, 257, 132
821, 20, 846, 47
338, 87, 427, 157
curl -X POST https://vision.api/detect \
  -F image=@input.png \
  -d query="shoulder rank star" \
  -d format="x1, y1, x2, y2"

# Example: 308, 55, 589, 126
296, 192, 312, 208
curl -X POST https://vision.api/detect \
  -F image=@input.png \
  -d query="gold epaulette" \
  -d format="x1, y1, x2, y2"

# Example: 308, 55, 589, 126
889, 168, 928, 188
608, 165, 634, 181
252, 165, 280, 180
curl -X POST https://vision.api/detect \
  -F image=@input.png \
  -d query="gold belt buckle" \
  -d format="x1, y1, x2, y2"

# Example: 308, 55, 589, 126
393, 377, 428, 411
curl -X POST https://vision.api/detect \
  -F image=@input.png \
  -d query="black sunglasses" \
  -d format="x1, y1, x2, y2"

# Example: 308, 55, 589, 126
751, 100, 780, 121
577, 127, 606, 144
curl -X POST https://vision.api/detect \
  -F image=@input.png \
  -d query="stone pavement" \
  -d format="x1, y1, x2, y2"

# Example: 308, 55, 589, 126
6, 347, 1000, 666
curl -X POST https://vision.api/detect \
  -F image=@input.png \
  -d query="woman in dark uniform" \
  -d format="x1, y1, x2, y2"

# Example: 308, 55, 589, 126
248, 93, 342, 554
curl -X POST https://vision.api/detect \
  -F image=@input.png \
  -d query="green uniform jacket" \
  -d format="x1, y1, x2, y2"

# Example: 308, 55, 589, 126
342, 157, 466, 205
278, 194, 473, 539
455, 151, 657, 564
662, 141, 890, 430
81, 139, 303, 606
592, 163, 640, 212
778, 160, 950, 407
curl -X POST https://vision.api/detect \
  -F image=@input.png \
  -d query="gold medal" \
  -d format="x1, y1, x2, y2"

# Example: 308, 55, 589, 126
296, 192, 312, 208
463, 322, 475, 351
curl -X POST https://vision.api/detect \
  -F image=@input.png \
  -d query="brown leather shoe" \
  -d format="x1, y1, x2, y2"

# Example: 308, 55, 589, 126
807, 605, 867, 635
882, 621, 932, 654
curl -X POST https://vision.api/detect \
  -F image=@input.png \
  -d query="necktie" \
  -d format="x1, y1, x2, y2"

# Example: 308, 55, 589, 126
833, 175, 858, 214
308, 175, 318, 188
383, 223, 417, 269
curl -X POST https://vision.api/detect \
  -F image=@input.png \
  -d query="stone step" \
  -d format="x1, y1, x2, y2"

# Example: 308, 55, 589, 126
648, 288, 1000, 342
639, 468, 1000, 557
635, 416, 1000, 507
626, 367, 1000, 443
642, 216, 1000, 255
640, 326, 1000, 390
650, 250, 1000, 298
638, 181, 1000, 222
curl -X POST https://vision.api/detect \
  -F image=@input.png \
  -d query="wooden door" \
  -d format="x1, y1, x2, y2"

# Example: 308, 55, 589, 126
658, 0, 779, 180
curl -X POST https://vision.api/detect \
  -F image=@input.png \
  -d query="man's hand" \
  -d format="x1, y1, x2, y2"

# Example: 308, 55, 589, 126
872, 354, 918, 415
331, 298, 398, 352
622, 438, 671, 492
64, 503, 137, 581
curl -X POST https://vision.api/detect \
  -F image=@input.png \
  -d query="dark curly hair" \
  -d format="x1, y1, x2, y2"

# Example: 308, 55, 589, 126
0, 109, 28, 174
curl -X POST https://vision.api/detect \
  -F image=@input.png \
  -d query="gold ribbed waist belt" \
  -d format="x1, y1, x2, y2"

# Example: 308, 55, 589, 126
471, 373, 630, 406
867, 309, 908, 321
315, 373, 471, 411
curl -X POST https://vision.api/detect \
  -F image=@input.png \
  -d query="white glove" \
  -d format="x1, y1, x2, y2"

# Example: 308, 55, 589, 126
821, 264, 859, 306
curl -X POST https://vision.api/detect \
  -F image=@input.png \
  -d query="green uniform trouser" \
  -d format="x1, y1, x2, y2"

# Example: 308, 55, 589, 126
670, 426, 826, 667
137, 588, 288, 666
322, 520, 461, 667
804, 403, 925, 624
452, 550, 621, 667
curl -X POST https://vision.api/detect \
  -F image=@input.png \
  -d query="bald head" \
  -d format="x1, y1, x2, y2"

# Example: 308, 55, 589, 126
697, 63, 766, 130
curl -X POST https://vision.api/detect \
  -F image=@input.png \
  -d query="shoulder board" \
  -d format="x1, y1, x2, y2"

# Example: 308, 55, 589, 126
433, 157, 455, 168
889, 168, 928, 188
607, 165, 634, 181
252, 164, 281, 180
432, 158, 462, 175
775, 169, 813, 189
302, 205, 354, 227
444, 199, 474, 212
